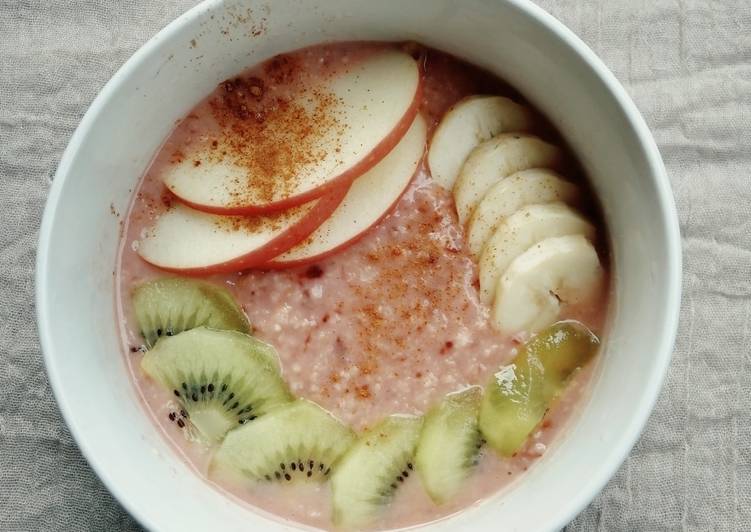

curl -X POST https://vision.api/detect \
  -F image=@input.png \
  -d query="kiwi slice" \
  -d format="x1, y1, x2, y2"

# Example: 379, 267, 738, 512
211, 399, 355, 484
141, 327, 291, 443
331, 415, 423, 529
132, 277, 250, 348
479, 321, 599, 456
414, 386, 483, 504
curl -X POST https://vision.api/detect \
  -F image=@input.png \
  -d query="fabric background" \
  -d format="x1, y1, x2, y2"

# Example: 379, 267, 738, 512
1, 0, 748, 530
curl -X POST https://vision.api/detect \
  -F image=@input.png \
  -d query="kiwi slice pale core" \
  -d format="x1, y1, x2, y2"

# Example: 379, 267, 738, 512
141, 327, 291, 443
479, 321, 599, 456
331, 415, 423, 529
414, 386, 484, 504
211, 399, 355, 484
132, 277, 250, 348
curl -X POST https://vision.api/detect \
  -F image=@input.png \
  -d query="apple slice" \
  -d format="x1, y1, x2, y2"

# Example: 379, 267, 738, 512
478, 202, 595, 305
453, 134, 564, 225
427, 96, 535, 190
136, 185, 348, 275
163, 49, 422, 215
265, 115, 427, 268
466, 169, 580, 258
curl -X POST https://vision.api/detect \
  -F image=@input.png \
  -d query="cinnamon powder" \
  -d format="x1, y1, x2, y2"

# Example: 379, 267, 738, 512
189, 52, 349, 207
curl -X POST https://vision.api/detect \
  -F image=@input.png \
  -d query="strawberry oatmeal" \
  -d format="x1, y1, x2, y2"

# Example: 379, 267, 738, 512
117, 41, 610, 530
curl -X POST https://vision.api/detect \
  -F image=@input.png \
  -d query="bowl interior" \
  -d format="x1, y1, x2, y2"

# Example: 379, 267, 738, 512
37, 0, 680, 530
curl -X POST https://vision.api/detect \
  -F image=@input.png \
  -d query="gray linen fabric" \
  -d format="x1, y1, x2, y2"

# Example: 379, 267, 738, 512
1, 0, 748, 530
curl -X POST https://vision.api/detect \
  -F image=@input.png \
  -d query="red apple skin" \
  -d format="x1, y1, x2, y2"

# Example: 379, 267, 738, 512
261, 164, 421, 270
142, 183, 350, 276
171, 75, 424, 216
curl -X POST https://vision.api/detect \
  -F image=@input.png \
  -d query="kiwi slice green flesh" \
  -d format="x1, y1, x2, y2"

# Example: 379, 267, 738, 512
133, 277, 250, 348
479, 321, 599, 456
211, 399, 355, 484
414, 386, 483, 504
331, 415, 423, 529
141, 327, 291, 443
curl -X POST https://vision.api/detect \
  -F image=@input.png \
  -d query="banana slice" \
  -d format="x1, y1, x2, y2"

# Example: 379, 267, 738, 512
479, 203, 594, 305
428, 96, 535, 190
453, 134, 563, 225
466, 169, 580, 258
492, 234, 604, 335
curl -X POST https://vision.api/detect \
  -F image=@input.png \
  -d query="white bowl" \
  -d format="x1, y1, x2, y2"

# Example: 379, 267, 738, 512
36, 0, 681, 530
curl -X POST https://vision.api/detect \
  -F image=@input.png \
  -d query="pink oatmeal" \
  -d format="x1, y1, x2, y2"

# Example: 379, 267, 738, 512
116, 42, 609, 530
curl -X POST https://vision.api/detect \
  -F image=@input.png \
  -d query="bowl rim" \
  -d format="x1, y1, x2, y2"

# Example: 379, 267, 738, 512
36, 0, 682, 529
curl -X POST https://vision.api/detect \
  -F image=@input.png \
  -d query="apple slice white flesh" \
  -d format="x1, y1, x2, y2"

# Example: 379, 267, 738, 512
266, 115, 427, 268
478, 203, 595, 305
427, 96, 535, 190
163, 50, 422, 215
492, 234, 604, 335
136, 186, 348, 275
466, 169, 580, 258
453, 134, 564, 225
